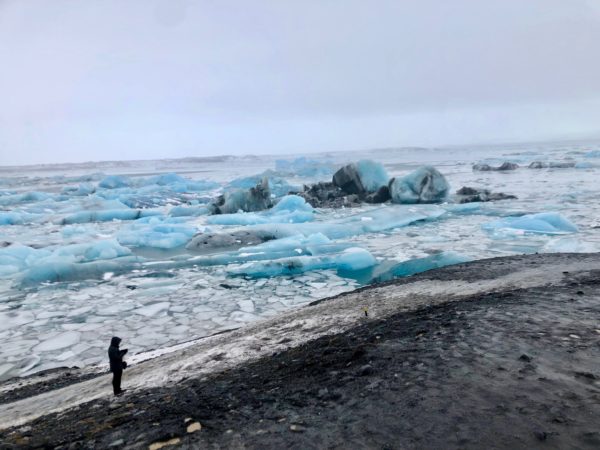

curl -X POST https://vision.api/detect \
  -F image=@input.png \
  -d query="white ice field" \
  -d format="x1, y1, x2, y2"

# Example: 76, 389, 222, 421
1, 141, 600, 381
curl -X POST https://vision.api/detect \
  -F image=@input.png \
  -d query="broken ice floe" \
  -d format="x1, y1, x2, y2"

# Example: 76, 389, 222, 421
482, 212, 578, 236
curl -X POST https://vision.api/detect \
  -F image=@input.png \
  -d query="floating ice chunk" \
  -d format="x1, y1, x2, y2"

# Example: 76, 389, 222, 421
53, 239, 132, 262
169, 205, 210, 217
575, 161, 593, 169
61, 224, 91, 237
0, 191, 54, 207
133, 302, 170, 317
14, 354, 41, 374
215, 177, 272, 214
389, 166, 450, 204
482, 212, 578, 235
207, 195, 314, 225
10, 240, 139, 285
60, 208, 161, 224
188, 204, 445, 252
227, 174, 300, 198
117, 216, 197, 249
98, 175, 131, 189
0, 211, 38, 225
55, 350, 76, 361
0, 310, 36, 331
355, 160, 390, 192
62, 183, 95, 196
228, 247, 376, 278
584, 150, 600, 158
272, 195, 314, 213
33, 331, 81, 352
373, 252, 472, 283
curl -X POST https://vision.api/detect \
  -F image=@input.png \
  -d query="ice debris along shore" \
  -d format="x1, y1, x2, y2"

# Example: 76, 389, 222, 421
1, 143, 600, 381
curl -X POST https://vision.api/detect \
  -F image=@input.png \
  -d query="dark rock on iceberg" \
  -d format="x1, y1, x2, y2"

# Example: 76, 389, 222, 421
528, 161, 548, 169
301, 162, 448, 207
332, 164, 366, 195
365, 185, 391, 204
186, 229, 278, 253
301, 160, 390, 208
297, 182, 362, 208
473, 162, 519, 171
455, 186, 517, 203
211, 177, 272, 214
529, 161, 576, 169
498, 162, 519, 171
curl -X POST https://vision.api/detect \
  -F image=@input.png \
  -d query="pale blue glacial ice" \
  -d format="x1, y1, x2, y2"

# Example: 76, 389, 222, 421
1, 141, 600, 379
117, 216, 198, 249
389, 166, 450, 204
206, 195, 315, 225
355, 159, 390, 192
482, 212, 578, 235
228, 247, 376, 278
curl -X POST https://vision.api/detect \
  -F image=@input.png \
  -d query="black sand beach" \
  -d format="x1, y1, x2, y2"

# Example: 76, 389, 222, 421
1, 253, 599, 449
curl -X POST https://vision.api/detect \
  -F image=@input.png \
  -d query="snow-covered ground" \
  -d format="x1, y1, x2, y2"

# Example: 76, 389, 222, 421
1, 140, 600, 380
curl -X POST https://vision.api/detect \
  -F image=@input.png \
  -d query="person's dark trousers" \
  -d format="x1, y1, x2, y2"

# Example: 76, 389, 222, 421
112, 369, 122, 395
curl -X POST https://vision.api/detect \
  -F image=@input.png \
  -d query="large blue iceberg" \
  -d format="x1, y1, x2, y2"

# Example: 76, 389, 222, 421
355, 160, 390, 192
389, 166, 450, 204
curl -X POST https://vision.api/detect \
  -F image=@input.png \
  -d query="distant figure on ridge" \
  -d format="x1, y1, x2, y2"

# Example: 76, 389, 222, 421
108, 336, 128, 396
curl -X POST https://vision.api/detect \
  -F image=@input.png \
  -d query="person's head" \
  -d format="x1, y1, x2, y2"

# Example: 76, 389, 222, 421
110, 336, 121, 347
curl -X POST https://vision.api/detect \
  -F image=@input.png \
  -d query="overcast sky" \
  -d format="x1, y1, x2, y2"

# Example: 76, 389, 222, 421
1, 0, 600, 165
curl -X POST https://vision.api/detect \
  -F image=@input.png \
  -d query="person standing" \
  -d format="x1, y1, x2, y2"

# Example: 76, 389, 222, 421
108, 336, 128, 396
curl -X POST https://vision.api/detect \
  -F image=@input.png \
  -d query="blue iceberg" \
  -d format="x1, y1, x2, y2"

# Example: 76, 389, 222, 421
389, 166, 450, 204
207, 195, 315, 225
584, 150, 600, 158
228, 247, 376, 278
482, 212, 578, 235
60, 208, 161, 224
355, 160, 390, 192
117, 216, 198, 249
227, 173, 300, 198
0, 191, 55, 207
0, 240, 142, 285
372, 252, 472, 283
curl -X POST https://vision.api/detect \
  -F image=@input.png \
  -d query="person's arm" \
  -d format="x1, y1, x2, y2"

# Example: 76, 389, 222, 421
119, 348, 128, 357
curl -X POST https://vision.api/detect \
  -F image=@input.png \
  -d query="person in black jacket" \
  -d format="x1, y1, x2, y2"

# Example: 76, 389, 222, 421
108, 336, 128, 396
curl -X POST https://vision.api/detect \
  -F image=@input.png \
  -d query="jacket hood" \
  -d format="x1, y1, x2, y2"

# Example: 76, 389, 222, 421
110, 336, 121, 347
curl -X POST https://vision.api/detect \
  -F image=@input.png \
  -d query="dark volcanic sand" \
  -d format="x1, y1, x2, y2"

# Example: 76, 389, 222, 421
1, 254, 600, 449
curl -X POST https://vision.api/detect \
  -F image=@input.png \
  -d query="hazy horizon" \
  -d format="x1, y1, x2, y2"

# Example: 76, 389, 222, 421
2, 0, 600, 166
